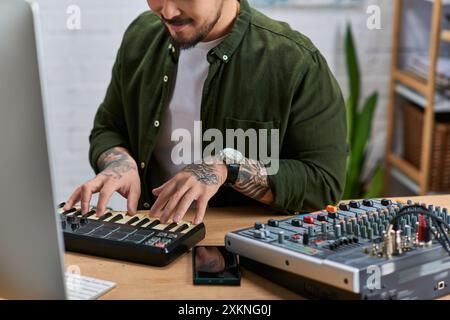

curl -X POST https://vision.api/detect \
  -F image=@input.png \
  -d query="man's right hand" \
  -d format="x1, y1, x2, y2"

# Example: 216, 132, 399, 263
63, 147, 141, 217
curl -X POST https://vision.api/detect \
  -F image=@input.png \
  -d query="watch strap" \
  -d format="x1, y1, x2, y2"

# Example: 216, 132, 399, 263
225, 164, 240, 185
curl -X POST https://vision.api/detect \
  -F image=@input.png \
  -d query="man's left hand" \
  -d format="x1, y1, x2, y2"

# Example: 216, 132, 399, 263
150, 160, 227, 225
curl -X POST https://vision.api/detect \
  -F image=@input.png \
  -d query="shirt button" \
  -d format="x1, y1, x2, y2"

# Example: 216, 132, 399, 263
154, 120, 160, 127
223, 55, 228, 61
143, 202, 150, 209
140, 162, 145, 169
163, 75, 169, 82
168, 43, 172, 50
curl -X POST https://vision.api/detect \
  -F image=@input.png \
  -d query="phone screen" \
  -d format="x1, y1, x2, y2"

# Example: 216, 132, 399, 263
192, 246, 240, 285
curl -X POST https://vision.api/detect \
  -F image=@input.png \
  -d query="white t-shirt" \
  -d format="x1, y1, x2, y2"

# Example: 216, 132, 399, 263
152, 37, 225, 188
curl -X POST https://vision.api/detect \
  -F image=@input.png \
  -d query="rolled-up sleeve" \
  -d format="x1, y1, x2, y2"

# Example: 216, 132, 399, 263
88, 47, 130, 174
267, 51, 348, 212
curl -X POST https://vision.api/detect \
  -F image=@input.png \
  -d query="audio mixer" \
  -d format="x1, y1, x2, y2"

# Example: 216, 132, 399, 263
225, 199, 450, 299
58, 204, 205, 266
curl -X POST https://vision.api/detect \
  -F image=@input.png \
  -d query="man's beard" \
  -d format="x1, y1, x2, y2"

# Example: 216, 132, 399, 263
162, 9, 222, 50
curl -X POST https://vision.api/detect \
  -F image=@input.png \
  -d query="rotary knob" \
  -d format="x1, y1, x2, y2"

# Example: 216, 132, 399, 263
268, 219, 279, 227
349, 201, 360, 208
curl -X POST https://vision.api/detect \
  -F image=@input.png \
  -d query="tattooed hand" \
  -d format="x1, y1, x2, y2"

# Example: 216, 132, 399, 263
150, 158, 227, 225
63, 147, 141, 217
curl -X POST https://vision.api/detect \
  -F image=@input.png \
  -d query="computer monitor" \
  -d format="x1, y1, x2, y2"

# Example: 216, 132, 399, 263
0, 0, 67, 299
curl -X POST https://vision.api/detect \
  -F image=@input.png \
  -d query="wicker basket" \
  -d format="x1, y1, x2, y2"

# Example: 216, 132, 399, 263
403, 101, 450, 192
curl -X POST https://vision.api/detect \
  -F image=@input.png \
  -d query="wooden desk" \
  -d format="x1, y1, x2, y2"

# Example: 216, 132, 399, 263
64, 195, 450, 300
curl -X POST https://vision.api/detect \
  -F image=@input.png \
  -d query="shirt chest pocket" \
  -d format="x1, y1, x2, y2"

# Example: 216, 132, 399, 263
223, 117, 280, 160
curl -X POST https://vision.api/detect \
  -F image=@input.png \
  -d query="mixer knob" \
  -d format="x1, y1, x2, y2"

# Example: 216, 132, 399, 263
349, 201, 360, 208
354, 224, 360, 236
302, 233, 309, 245
328, 241, 337, 250
292, 234, 302, 242
66, 215, 75, 223
80, 217, 89, 225
339, 203, 350, 211
254, 222, 264, 230
347, 223, 353, 234
307, 225, 314, 237
334, 225, 342, 238
321, 222, 328, 234
381, 199, 392, 206
303, 216, 314, 224
291, 219, 302, 227
326, 205, 338, 212
277, 231, 285, 244
368, 228, 374, 240
254, 230, 265, 239
362, 199, 374, 207
71, 221, 79, 231
61, 220, 66, 229
327, 211, 337, 219
268, 219, 279, 227
317, 213, 327, 222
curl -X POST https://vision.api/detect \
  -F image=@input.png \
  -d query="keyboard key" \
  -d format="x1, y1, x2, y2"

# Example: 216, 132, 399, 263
126, 216, 140, 225
84, 210, 96, 218
62, 208, 77, 215
174, 224, 189, 232
145, 220, 160, 229
108, 214, 124, 223
164, 222, 178, 231
98, 212, 113, 221
135, 218, 150, 227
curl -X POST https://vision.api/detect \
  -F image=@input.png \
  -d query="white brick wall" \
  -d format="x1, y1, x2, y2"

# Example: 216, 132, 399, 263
37, 0, 395, 209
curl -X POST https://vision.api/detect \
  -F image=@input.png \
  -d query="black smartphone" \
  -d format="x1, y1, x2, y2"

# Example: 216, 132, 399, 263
192, 245, 241, 285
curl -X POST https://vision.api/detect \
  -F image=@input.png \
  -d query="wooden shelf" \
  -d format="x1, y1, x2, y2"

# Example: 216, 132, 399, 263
393, 69, 428, 95
442, 30, 450, 42
387, 153, 421, 183
385, 0, 445, 196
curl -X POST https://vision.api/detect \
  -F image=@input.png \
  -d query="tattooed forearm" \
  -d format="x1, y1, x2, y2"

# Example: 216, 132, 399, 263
97, 147, 137, 180
233, 158, 274, 205
183, 163, 219, 185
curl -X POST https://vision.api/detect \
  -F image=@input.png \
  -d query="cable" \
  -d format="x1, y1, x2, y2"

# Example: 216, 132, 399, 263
389, 204, 450, 254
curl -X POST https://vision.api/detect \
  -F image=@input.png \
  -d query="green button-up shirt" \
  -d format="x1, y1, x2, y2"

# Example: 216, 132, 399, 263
89, 0, 348, 213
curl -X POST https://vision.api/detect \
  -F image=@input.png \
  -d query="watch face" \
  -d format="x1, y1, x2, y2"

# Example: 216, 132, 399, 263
222, 148, 244, 164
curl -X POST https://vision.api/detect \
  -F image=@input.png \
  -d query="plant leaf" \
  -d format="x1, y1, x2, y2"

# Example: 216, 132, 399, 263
352, 92, 378, 176
363, 165, 384, 198
345, 23, 360, 148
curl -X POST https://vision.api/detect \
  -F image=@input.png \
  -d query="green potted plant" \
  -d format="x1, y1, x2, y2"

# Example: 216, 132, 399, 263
343, 24, 384, 200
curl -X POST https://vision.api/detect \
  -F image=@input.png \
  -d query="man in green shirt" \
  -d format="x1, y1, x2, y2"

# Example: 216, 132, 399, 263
64, 0, 348, 225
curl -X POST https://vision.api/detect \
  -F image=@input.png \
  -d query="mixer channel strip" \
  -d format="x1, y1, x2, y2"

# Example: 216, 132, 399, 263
58, 205, 205, 266
226, 199, 450, 300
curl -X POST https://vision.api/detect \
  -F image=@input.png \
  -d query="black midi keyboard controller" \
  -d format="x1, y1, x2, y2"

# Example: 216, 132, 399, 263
58, 204, 205, 266
225, 199, 450, 299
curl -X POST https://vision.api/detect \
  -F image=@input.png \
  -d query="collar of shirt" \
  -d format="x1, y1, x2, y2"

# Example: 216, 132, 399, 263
168, 0, 251, 64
